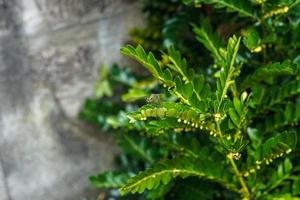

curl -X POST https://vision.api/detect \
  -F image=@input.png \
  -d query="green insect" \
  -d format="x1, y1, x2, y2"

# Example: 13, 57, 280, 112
146, 94, 162, 105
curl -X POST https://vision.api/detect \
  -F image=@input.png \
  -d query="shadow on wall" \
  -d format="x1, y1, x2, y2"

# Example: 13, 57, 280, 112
0, 0, 143, 200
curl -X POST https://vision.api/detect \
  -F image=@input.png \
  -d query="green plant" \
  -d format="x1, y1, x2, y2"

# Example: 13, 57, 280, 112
84, 0, 300, 199
129, 0, 216, 69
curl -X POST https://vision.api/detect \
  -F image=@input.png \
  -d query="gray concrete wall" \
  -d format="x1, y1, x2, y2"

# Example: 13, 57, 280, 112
0, 0, 143, 199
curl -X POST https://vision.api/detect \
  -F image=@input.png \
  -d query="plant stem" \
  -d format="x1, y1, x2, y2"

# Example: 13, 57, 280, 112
215, 118, 223, 138
227, 153, 250, 199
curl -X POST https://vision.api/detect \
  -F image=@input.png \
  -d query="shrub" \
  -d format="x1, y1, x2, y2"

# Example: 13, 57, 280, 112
82, 1, 300, 199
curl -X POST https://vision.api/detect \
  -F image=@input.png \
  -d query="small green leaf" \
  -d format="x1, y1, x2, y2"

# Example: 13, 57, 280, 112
175, 76, 183, 92
243, 28, 262, 53
120, 157, 234, 195
193, 20, 223, 63
284, 102, 294, 122
183, 82, 194, 99
164, 69, 173, 80
293, 177, 300, 195
233, 97, 243, 116
90, 171, 133, 189
284, 158, 293, 173
187, 68, 195, 81
229, 108, 240, 127
122, 89, 149, 102
194, 75, 205, 93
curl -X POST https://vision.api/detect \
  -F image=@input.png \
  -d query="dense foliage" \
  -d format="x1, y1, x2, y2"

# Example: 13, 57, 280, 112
80, 0, 300, 199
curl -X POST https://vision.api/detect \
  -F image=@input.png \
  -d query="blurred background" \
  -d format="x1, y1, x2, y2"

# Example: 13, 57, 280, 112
0, 0, 143, 199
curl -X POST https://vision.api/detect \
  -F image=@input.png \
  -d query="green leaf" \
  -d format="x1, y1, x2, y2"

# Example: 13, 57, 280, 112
166, 46, 187, 77
259, 101, 300, 133
284, 158, 293, 173
90, 171, 134, 188
183, 82, 194, 99
265, 80, 300, 109
228, 108, 240, 127
193, 75, 205, 94
193, 20, 223, 64
196, 0, 258, 19
122, 88, 149, 102
242, 60, 298, 87
265, 194, 300, 200
170, 178, 220, 200
116, 134, 155, 163
146, 182, 173, 200
121, 45, 162, 78
265, 158, 294, 193
122, 45, 203, 106
165, 46, 203, 102
233, 97, 244, 116
243, 28, 262, 53
94, 67, 113, 98
293, 177, 300, 195
175, 75, 184, 93
216, 35, 241, 105
163, 68, 173, 80
128, 102, 212, 131
120, 157, 235, 195
245, 131, 297, 175
145, 118, 186, 136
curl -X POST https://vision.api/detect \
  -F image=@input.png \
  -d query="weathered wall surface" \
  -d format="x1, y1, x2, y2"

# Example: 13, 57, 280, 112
0, 0, 143, 199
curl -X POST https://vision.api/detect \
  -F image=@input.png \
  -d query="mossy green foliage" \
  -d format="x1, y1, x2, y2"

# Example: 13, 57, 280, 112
81, 1, 300, 199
